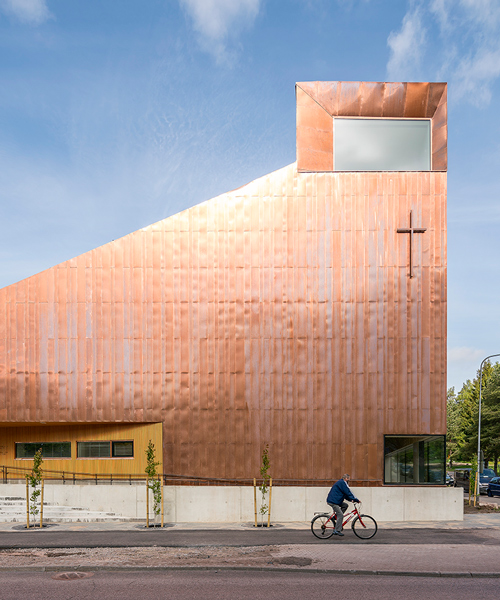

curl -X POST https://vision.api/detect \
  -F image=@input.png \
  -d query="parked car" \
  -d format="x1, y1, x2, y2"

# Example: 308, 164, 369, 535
454, 469, 471, 491
480, 469, 498, 494
454, 468, 497, 494
487, 477, 500, 497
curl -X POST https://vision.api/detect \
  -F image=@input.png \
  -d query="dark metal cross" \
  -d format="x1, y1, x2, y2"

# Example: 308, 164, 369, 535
397, 210, 427, 278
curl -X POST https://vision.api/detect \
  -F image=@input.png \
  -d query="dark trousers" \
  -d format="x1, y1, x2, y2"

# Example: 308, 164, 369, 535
328, 501, 348, 532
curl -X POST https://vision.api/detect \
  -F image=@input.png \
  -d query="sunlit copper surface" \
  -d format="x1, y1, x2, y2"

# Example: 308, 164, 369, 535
297, 81, 447, 172
0, 81, 447, 485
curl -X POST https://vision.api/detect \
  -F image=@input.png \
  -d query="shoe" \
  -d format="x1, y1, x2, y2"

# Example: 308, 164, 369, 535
336, 532, 344, 537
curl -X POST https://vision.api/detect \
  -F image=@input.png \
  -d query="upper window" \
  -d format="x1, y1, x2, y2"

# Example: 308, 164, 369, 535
15, 442, 71, 459
334, 119, 431, 172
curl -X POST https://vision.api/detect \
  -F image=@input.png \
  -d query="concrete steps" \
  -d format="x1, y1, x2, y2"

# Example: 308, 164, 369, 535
0, 496, 136, 523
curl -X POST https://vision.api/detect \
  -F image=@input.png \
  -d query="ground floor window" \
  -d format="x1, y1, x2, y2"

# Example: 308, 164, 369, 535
384, 435, 445, 484
77, 440, 134, 458
15, 442, 71, 459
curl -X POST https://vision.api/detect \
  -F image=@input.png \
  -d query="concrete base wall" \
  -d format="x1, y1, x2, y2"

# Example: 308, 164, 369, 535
0, 484, 463, 522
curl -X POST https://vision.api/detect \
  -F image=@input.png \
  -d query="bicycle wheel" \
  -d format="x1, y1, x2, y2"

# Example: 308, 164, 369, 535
311, 513, 336, 539
352, 514, 377, 539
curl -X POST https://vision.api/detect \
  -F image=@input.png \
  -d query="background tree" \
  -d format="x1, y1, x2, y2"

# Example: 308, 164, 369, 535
447, 361, 499, 469
481, 364, 500, 473
460, 361, 495, 464
446, 387, 460, 466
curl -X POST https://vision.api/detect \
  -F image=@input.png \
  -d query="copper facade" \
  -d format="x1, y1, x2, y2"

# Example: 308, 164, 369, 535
0, 82, 447, 485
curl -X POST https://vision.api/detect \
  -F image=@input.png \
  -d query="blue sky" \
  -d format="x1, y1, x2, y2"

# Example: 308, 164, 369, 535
1, 0, 499, 392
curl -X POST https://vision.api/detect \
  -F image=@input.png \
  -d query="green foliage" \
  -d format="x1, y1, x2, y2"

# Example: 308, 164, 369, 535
145, 440, 162, 517
25, 448, 43, 519
259, 444, 270, 517
446, 387, 461, 464
446, 361, 500, 471
481, 367, 500, 472
470, 455, 478, 501
459, 361, 495, 460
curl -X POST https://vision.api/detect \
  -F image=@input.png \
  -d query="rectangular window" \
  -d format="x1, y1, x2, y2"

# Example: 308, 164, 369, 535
77, 440, 134, 458
77, 441, 111, 458
334, 119, 431, 171
112, 441, 134, 457
15, 442, 71, 459
384, 435, 445, 485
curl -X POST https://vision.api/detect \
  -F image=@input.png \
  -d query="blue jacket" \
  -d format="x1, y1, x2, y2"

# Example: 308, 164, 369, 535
327, 479, 359, 505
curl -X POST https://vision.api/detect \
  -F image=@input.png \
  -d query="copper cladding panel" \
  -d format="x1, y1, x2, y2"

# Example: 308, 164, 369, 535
0, 166, 446, 484
296, 81, 447, 172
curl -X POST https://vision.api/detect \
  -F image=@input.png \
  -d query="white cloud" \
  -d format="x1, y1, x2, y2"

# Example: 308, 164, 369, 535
453, 47, 500, 106
429, 0, 455, 32
459, 0, 500, 28
389, 0, 500, 106
447, 346, 486, 391
448, 346, 486, 364
386, 5, 426, 81
434, 0, 500, 105
179, 0, 261, 63
447, 347, 500, 391
0, 0, 51, 24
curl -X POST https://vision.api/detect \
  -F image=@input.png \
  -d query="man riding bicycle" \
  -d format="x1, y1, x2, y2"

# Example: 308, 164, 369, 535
327, 473, 360, 537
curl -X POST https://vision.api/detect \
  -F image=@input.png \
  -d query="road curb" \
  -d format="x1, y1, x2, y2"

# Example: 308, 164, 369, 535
0, 565, 499, 578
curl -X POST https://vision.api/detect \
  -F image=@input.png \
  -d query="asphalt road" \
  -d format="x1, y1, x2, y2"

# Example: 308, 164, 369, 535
1, 527, 499, 549
0, 571, 498, 600
483, 494, 500, 505
464, 488, 500, 505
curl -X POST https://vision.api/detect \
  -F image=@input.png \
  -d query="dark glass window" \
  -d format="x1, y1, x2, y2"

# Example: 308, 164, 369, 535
77, 441, 111, 458
15, 442, 71, 459
384, 435, 445, 484
112, 441, 133, 457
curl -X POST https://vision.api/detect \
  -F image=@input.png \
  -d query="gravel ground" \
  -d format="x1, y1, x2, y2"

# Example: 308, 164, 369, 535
0, 546, 289, 569
464, 502, 500, 514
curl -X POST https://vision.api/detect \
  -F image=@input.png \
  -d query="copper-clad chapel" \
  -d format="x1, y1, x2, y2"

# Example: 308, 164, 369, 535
0, 82, 447, 487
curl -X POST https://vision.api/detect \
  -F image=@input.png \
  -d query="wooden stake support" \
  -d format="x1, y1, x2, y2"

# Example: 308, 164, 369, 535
40, 478, 44, 528
253, 478, 257, 527
146, 476, 149, 528
160, 476, 164, 528
267, 478, 272, 528
26, 478, 29, 529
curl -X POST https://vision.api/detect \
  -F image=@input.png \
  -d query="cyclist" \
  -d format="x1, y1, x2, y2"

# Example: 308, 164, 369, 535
327, 473, 360, 537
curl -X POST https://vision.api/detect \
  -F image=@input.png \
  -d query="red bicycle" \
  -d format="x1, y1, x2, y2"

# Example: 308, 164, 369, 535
311, 502, 377, 539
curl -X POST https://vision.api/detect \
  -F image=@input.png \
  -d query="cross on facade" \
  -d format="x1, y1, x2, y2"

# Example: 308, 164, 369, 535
397, 210, 427, 278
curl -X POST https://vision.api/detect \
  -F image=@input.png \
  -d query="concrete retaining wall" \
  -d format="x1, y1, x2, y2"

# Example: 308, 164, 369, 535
0, 484, 463, 522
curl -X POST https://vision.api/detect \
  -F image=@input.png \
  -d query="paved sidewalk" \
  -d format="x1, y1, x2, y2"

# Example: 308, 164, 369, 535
0, 513, 499, 532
